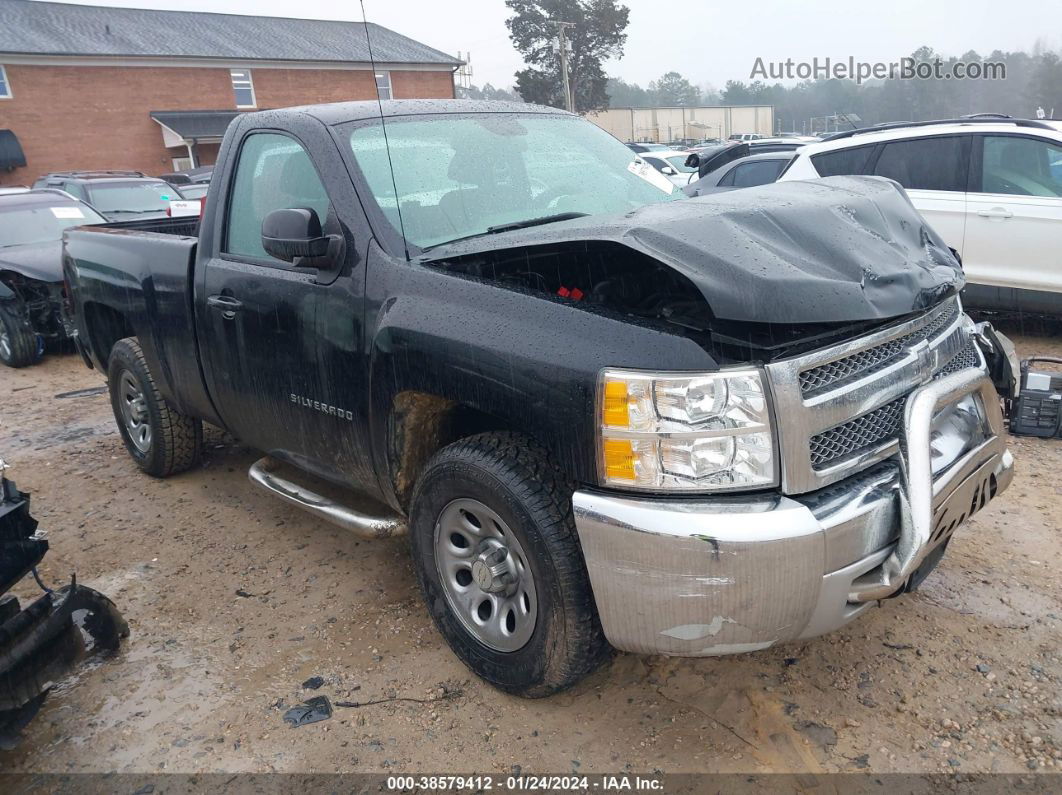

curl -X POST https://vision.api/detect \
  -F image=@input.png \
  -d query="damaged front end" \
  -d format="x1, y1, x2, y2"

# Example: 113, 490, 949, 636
0, 460, 128, 749
418, 176, 965, 364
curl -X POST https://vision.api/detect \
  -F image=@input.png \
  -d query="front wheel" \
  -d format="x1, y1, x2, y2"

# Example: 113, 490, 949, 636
0, 302, 42, 368
107, 337, 203, 477
409, 432, 609, 697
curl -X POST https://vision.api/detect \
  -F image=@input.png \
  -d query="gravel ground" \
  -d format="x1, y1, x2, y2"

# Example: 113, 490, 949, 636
0, 327, 1059, 775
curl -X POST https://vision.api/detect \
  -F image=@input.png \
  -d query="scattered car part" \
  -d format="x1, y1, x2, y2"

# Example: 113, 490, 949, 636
1008, 357, 1062, 437
282, 695, 332, 727
0, 459, 129, 748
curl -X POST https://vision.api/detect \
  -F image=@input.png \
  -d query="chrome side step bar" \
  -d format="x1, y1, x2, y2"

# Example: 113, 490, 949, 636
248, 457, 407, 540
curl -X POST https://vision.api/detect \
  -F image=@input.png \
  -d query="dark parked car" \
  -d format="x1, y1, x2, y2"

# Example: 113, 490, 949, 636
0, 189, 107, 367
747, 139, 808, 154
176, 183, 209, 201
685, 140, 808, 180
64, 100, 1015, 697
160, 165, 214, 186
32, 171, 182, 221
683, 151, 795, 197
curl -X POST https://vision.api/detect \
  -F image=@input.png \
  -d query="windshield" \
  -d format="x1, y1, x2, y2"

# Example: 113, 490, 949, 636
346, 113, 679, 249
0, 201, 106, 247
88, 181, 177, 213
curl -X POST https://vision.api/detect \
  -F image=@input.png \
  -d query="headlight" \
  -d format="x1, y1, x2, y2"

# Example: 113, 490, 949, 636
598, 368, 776, 492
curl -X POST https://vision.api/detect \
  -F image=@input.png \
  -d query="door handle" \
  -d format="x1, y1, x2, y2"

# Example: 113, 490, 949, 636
976, 207, 1013, 220
207, 294, 243, 320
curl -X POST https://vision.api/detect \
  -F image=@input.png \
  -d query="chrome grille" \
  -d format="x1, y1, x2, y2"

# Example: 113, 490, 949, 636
807, 342, 983, 471
799, 301, 959, 396
809, 398, 905, 469
765, 298, 977, 493
936, 341, 981, 379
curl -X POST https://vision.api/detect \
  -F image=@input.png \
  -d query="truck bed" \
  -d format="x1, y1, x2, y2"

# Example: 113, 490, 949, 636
62, 221, 213, 422
97, 215, 199, 237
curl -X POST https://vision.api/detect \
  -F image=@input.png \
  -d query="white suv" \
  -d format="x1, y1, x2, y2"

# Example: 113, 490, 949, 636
779, 118, 1062, 314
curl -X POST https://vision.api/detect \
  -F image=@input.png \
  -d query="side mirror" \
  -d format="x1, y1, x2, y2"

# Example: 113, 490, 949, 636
684, 153, 700, 169
261, 208, 331, 262
661, 166, 675, 175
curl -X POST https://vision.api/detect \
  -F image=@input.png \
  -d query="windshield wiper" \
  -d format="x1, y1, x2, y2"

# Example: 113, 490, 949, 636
106, 209, 165, 215
486, 212, 588, 234
423, 212, 590, 252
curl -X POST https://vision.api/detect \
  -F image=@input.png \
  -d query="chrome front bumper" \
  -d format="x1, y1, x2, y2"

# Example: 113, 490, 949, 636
573, 369, 1014, 657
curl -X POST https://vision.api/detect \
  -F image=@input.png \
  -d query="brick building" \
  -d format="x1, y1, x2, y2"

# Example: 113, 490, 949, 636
0, 0, 461, 184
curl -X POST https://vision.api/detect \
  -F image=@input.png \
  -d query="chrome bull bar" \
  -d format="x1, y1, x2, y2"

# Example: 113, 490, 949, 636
848, 368, 1008, 602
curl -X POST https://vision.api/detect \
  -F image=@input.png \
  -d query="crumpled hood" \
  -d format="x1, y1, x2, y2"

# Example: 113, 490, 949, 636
0, 240, 63, 283
421, 176, 963, 325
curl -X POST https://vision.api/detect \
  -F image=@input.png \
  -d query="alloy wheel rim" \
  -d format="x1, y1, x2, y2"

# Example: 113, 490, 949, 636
434, 498, 538, 652
118, 370, 152, 453
0, 326, 10, 360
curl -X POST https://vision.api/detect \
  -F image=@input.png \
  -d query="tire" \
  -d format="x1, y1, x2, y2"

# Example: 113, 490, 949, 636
107, 337, 202, 477
0, 302, 42, 368
409, 432, 609, 697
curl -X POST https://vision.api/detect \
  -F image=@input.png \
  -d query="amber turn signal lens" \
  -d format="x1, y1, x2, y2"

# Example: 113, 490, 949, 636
602, 438, 636, 481
603, 379, 630, 428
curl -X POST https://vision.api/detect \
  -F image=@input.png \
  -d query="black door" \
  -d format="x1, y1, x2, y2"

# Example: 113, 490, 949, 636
199, 131, 339, 464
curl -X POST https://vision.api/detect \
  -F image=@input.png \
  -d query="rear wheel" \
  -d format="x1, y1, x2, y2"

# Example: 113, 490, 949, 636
0, 302, 42, 368
410, 432, 609, 697
107, 337, 203, 477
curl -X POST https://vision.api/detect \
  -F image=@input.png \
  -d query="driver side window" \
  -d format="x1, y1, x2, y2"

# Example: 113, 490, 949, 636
225, 133, 331, 262
981, 136, 1062, 197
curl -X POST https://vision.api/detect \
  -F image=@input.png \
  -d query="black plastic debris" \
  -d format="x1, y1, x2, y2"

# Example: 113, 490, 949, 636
283, 695, 332, 727
0, 460, 129, 748
301, 675, 325, 690
53, 386, 109, 400
1009, 357, 1062, 438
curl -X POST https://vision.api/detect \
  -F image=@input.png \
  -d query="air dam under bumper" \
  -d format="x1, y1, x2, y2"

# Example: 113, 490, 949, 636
573, 369, 1014, 657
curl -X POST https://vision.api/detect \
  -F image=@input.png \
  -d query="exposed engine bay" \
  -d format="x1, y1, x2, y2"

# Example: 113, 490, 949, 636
0, 272, 66, 342
418, 176, 965, 362
427, 240, 899, 364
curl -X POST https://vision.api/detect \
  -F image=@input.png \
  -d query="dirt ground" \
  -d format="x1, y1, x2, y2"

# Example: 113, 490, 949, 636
1, 326, 1059, 776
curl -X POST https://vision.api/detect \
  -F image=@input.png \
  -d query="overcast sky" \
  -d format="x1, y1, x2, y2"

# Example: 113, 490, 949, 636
35, 0, 1062, 90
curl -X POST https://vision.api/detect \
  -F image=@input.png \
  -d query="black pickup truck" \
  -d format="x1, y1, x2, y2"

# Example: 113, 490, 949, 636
63, 100, 1017, 697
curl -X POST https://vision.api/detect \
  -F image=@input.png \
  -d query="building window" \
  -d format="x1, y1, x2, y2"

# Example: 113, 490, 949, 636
230, 68, 256, 108
375, 71, 392, 101
0, 65, 11, 99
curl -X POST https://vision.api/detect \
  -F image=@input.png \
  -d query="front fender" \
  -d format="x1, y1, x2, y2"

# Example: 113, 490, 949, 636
366, 258, 720, 507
